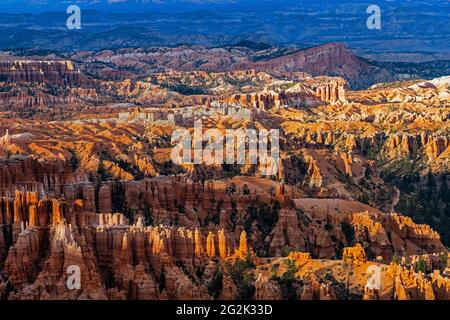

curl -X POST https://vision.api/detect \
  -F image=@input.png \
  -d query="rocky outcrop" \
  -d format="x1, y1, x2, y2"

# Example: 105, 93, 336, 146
0, 157, 73, 197
383, 133, 449, 161
0, 183, 448, 300
312, 77, 347, 104
223, 76, 346, 109
0, 61, 449, 301
224, 90, 288, 110
343, 244, 367, 266
255, 273, 282, 300
299, 274, 336, 300
0, 60, 84, 85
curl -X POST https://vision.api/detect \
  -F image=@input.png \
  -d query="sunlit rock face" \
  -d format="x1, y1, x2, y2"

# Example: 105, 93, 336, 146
0, 47, 449, 300
0, 60, 82, 84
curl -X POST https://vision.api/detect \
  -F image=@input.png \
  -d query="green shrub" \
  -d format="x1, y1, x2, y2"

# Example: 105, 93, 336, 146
414, 256, 428, 273
275, 259, 299, 300
280, 245, 294, 257
226, 254, 256, 300
391, 253, 401, 265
